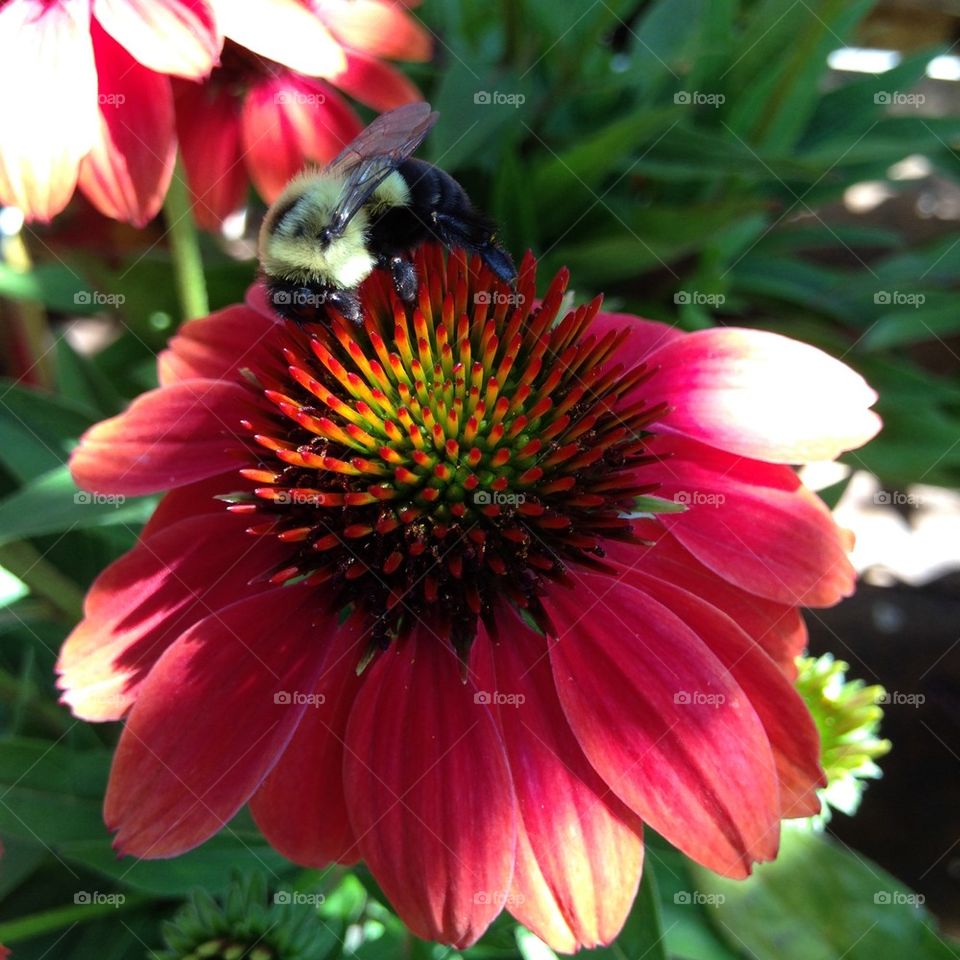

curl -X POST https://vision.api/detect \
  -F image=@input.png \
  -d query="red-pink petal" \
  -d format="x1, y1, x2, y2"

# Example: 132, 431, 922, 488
0, 0, 97, 221
241, 75, 361, 203
93, 0, 220, 79
57, 511, 285, 721
592, 311, 683, 371
174, 80, 246, 230
546, 574, 781, 878
158, 303, 281, 385
329, 50, 422, 111
70, 379, 251, 496
320, 0, 432, 61
488, 615, 644, 952
143, 473, 250, 543
244, 280, 280, 319
616, 567, 824, 819
104, 586, 329, 857
646, 328, 880, 463
214, 0, 345, 77
344, 628, 516, 947
77, 20, 175, 226
605, 524, 808, 676
645, 435, 856, 606
250, 617, 366, 865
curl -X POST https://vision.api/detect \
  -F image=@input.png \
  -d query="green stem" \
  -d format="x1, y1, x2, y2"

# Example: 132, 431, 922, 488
408, 937, 436, 959
501, 0, 522, 66
0, 664, 73, 736
163, 156, 209, 322
0, 893, 153, 943
3, 230, 53, 389
0, 541, 84, 622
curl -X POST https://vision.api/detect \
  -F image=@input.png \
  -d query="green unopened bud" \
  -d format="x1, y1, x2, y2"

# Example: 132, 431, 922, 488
152, 872, 327, 960
795, 654, 891, 827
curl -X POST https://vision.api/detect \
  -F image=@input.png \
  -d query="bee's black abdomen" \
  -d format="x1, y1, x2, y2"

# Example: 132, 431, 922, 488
367, 159, 517, 286
399, 159, 467, 219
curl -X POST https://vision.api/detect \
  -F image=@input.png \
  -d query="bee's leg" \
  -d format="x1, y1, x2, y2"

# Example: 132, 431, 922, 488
379, 253, 419, 302
430, 213, 517, 285
325, 289, 362, 325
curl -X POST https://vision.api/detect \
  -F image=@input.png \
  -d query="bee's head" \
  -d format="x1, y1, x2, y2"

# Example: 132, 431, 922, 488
288, 219, 335, 247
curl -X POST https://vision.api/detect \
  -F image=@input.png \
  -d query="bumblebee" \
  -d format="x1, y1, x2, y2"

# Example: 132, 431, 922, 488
258, 102, 516, 324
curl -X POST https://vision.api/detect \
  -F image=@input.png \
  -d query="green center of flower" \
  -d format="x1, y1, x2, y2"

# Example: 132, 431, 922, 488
233, 247, 664, 657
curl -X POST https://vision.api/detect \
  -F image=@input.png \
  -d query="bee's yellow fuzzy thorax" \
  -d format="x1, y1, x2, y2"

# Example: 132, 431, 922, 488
259, 171, 411, 288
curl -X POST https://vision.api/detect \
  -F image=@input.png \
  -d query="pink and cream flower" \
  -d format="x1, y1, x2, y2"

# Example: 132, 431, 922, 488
0, 0, 431, 228
61, 246, 879, 951
0, 0, 220, 224
176, 0, 432, 229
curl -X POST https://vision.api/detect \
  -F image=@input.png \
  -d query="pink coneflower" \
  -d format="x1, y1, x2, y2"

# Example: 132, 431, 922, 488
60, 246, 880, 951
0, 0, 220, 224
177, 0, 432, 229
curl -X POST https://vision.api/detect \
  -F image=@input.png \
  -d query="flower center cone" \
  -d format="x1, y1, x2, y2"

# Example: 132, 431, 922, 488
230, 245, 666, 663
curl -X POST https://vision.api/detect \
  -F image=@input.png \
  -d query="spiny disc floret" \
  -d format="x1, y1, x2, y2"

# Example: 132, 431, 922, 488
231, 246, 664, 654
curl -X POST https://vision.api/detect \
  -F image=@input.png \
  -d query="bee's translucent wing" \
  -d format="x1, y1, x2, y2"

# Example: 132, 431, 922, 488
328, 102, 436, 173
326, 102, 438, 236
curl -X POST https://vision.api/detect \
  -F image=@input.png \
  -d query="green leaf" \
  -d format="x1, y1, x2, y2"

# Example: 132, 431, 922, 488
872, 233, 960, 288
687, 0, 737, 92
556, 199, 762, 282
0, 835, 49, 899
629, 125, 825, 183
69, 915, 160, 960
428, 59, 532, 173
531, 109, 680, 229
493, 149, 540, 257
61, 831, 295, 898
106, 262, 180, 336
318, 872, 368, 924
0, 382, 96, 483
0, 739, 112, 845
838, 356, 960, 488
582, 861, 668, 960
620, 0, 706, 87
862, 296, 960, 350
753, 0, 873, 151
100, 248, 249, 339
805, 48, 943, 148
755, 223, 901, 255
649, 839, 742, 960
0, 739, 296, 897
0, 465, 155, 546
0, 263, 98, 314
732, 256, 858, 323
802, 117, 960, 169
846, 403, 960, 489
55, 337, 124, 416
95, 330, 161, 397
694, 827, 957, 960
